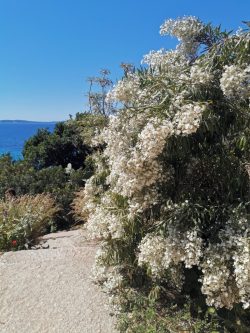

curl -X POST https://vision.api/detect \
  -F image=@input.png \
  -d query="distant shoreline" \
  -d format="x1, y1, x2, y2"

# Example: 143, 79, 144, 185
0, 120, 59, 124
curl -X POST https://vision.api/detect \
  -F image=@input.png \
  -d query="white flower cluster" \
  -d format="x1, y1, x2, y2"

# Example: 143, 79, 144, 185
103, 102, 206, 199
173, 103, 207, 135
128, 185, 161, 218
223, 222, 250, 309
103, 269, 123, 293
138, 230, 203, 278
169, 94, 207, 136
220, 64, 250, 100
160, 16, 204, 56
137, 118, 173, 158
104, 116, 174, 197
160, 16, 203, 41
92, 247, 124, 305
106, 73, 141, 105
142, 49, 168, 68
201, 221, 250, 309
137, 235, 167, 276
87, 206, 124, 240
233, 235, 250, 309
91, 247, 109, 283
190, 63, 214, 85
142, 49, 189, 76
201, 244, 237, 309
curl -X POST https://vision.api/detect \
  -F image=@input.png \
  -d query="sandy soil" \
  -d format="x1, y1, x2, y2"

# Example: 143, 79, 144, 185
0, 229, 117, 333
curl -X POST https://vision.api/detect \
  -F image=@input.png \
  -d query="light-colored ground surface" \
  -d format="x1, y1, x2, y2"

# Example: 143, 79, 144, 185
0, 229, 117, 333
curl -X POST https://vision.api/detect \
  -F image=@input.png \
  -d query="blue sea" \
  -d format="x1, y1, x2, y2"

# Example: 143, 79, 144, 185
0, 121, 56, 160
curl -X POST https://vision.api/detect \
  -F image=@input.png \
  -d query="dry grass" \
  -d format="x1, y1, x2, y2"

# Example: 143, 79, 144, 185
0, 194, 59, 251
71, 189, 87, 223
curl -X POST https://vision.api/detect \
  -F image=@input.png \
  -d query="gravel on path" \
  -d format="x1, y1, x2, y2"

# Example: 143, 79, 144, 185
0, 229, 117, 333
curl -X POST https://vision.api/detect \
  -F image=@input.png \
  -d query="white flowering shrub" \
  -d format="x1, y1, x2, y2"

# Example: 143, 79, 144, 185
78, 17, 250, 331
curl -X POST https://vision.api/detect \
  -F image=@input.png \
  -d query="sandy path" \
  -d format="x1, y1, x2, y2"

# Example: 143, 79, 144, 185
0, 230, 117, 333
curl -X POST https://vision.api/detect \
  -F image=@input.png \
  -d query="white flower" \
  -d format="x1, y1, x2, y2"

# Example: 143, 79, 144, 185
190, 63, 213, 85
220, 64, 250, 100
138, 234, 167, 276
106, 73, 141, 104
160, 16, 204, 56
173, 103, 207, 135
87, 206, 124, 240
160, 16, 203, 41
138, 229, 203, 277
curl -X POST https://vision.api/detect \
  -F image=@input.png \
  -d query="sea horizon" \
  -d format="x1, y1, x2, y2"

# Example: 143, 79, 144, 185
0, 121, 57, 160
0, 119, 61, 123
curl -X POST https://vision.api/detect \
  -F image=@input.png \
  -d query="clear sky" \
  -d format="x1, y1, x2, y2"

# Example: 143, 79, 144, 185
0, 0, 249, 121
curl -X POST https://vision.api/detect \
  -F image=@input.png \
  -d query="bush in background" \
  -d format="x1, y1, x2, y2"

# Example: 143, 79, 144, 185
0, 194, 59, 251
23, 121, 91, 170
0, 155, 93, 229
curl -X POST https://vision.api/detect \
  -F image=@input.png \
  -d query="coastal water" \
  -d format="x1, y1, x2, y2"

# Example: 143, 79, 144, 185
0, 122, 56, 160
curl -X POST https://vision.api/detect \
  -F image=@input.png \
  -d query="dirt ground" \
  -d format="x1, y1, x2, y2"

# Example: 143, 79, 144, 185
0, 229, 117, 333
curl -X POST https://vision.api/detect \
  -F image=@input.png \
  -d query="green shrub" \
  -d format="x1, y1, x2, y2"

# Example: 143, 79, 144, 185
23, 121, 91, 170
118, 291, 220, 333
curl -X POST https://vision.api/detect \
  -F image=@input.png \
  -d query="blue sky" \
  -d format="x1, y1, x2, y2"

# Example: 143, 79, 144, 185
0, 0, 249, 121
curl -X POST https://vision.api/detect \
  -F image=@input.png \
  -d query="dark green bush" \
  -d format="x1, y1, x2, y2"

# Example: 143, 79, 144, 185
23, 121, 91, 170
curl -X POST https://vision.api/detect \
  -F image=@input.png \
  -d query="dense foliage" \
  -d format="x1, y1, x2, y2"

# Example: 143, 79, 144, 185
77, 17, 250, 332
23, 121, 90, 170
0, 118, 95, 229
